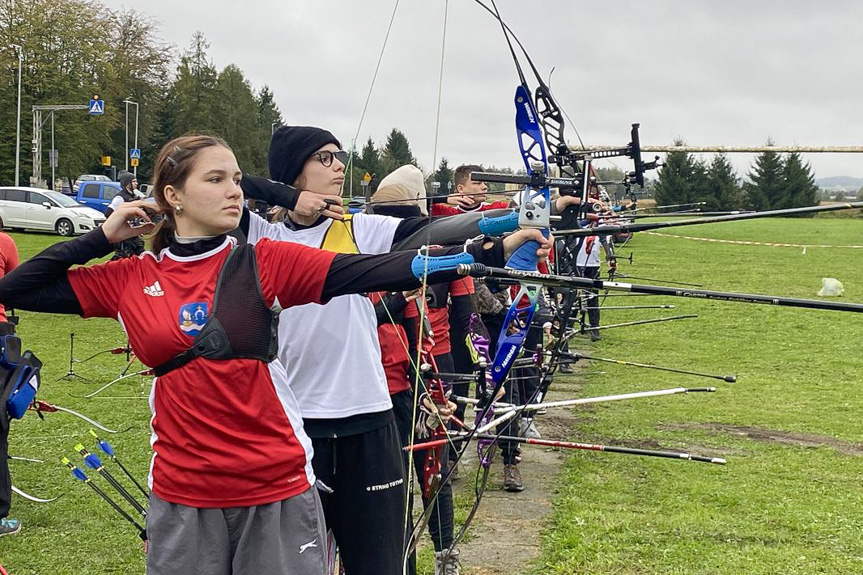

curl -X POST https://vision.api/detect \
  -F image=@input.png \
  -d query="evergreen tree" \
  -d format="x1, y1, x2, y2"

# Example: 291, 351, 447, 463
358, 137, 380, 181
379, 128, 416, 176
857, 187, 863, 201
745, 142, 784, 210
171, 32, 220, 137
706, 154, 743, 210
214, 64, 262, 174
256, 85, 283, 134
105, 8, 172, 180
432, 157, 454, 195
252, 85, 283, 175
782, 152, 819, 209
652, 140, 707, 207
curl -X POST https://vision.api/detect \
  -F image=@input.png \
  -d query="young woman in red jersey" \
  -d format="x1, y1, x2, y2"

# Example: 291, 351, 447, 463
0, 135, 552, 575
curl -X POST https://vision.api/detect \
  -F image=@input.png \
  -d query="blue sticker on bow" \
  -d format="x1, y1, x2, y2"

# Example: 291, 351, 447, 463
178, 302, 208, 337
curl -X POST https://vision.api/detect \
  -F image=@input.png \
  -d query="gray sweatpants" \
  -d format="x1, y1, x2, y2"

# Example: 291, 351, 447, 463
146, 486, 327, 575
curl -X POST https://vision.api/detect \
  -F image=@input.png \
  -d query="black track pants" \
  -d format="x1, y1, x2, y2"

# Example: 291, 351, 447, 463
312, 421, 406, 575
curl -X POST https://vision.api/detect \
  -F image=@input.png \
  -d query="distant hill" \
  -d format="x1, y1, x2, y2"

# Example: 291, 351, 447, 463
817, 176, 863, 188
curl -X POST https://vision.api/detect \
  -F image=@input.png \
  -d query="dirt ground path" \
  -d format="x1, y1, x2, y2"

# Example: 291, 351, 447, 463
452, 375, 583, 575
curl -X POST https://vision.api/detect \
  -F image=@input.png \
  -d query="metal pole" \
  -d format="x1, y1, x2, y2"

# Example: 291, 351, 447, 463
11, 44, 23, 186
133, 102, 139, 177
124, 100, 128, 172
50, 111, 55, 190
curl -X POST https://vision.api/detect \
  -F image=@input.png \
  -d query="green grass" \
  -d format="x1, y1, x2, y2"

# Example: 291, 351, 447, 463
534, 217, 863, 574
1, 219, 862, 574
1, 231, 153, 574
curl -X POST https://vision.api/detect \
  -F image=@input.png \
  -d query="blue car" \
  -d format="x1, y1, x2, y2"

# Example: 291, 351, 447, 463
74, 181, 122, 214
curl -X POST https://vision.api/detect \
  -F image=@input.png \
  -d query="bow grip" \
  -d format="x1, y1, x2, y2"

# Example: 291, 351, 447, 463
478, 211, 519, 235
411, 252, 475, 279
504, 228, 549, 272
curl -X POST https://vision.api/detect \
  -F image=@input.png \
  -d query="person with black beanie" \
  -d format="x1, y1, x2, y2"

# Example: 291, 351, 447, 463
105, 171, 145, 259
239, 125, 524, 575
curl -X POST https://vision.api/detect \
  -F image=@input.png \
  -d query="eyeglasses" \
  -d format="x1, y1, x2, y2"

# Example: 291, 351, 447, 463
309, 150, 349, 168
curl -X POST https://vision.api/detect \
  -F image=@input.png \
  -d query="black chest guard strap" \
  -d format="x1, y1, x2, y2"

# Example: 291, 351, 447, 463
153, 244, 279, 377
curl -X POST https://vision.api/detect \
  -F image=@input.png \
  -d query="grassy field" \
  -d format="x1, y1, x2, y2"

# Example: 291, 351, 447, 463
535, 217, 863, 574
0, 216, 862, 574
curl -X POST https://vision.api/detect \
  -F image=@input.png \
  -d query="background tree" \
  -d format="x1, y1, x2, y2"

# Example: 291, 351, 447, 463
652, 140, 708, 207
706, 153, 743, 210
214, 64, 264, 174
378, 128, 417, 177
1, 0, 143, 185
105, 8, 172, 180
744, 141, 784, 210
431, 157, 453, 197
169, 32, 219, 138
782, 151, 819, 209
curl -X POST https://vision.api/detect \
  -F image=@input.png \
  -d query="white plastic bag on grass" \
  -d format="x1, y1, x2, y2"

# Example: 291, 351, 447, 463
817, 278, 844, 297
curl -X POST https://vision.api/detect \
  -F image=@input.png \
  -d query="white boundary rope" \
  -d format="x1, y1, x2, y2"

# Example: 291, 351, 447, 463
644, 231, 863, 254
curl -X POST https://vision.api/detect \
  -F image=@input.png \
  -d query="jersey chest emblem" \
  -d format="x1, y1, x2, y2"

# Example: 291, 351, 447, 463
178, 302, 208, 337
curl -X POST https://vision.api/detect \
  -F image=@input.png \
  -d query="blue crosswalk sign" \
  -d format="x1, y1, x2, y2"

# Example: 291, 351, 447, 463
130, 148, 141, 160
89, 99, 104, 115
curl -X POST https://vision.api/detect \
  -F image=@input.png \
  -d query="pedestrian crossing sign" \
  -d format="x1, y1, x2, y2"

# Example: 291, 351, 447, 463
89, 99, 104, 115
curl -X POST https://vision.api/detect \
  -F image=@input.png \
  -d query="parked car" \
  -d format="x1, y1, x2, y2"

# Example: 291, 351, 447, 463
72, 174, 111, 194
0, 187, 105, 236
73, 181, 123, 214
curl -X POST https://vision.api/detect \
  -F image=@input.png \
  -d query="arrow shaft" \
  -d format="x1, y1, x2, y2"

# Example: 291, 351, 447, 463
86, 481, 146, 533
416, 433, 725, 464
568, 314, 698, 335
98, 468, 147, 516
566, 353, 736, 382
462, 265, 863, 313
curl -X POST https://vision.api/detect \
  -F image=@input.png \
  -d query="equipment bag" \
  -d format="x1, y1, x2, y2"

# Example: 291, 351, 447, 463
5, 351, 42, 420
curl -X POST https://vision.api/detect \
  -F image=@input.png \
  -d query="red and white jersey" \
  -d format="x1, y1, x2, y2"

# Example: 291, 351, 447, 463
67, 237, 336, 508
431, 200, 510, 217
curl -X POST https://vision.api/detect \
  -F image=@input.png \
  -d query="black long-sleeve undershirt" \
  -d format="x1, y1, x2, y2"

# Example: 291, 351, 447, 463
0, 228, 506, 316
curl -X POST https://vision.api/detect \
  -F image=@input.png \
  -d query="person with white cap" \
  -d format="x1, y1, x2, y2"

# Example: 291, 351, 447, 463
370, 164, 471, 575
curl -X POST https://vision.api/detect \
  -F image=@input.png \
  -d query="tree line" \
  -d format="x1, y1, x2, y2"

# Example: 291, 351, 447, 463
0, 0, 283, 186
652, 140, 820, 211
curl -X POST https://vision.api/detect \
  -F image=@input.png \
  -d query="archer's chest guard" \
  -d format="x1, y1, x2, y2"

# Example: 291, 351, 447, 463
154, 244, 279, 377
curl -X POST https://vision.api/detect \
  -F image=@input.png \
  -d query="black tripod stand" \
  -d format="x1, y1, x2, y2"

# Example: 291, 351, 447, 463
58, 332, 91, 383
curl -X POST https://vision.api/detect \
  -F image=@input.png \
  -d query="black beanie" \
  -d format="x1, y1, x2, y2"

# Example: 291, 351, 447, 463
268, 126, 342, 185
118, 171, 134, 190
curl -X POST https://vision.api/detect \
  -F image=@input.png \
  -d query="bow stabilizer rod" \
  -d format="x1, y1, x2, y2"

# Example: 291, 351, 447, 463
461, 265, 863, 313
554, 202, 863, 237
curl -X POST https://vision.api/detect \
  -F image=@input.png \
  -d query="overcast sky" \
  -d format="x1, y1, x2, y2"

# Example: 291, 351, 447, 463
103, 0, 863, 183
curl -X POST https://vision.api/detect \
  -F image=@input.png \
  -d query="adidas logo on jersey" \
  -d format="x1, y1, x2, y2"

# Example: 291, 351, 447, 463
143, 281, 164, 297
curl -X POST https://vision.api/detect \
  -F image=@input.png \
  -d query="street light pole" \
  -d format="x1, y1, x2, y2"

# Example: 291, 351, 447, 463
8, 44, 23, 186
133, 102, 139, 177
124, 100, 129, 172
122, 99, 139, 176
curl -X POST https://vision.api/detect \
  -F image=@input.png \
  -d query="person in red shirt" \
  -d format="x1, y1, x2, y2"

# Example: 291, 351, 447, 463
0, 233, 19, 323
369, 166, 467, 574
0, 135, 552, 575
431, 164, 511, 216
0, 231, 20, 538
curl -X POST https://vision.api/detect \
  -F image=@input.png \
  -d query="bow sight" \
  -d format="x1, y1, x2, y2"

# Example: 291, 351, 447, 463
471, 123, 660, 218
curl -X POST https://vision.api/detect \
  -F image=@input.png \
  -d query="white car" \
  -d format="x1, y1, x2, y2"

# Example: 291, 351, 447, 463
0, 187, 106, 236
73, 174, 111, 194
